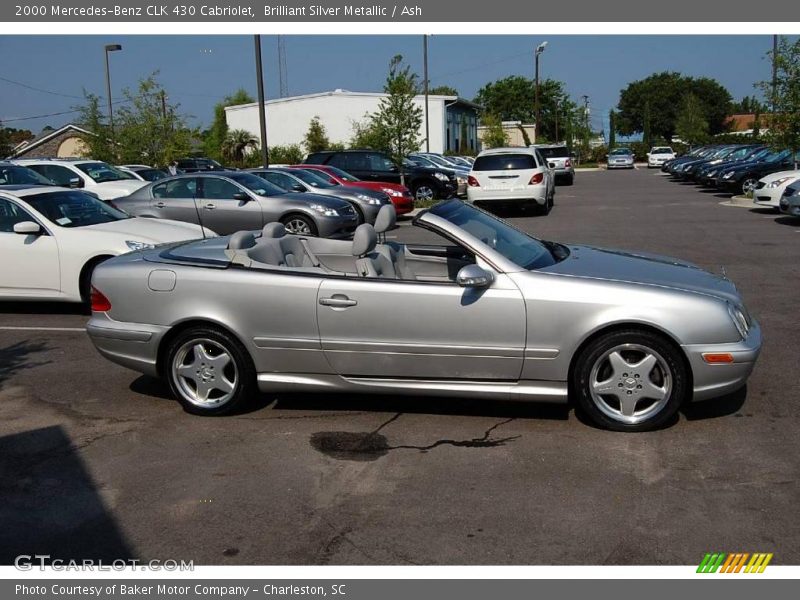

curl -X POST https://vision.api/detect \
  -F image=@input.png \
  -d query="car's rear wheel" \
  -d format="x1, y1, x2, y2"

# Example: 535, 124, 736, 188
573, 329, 688, 431
166, 326, 256, 416
281, 214, 318, 236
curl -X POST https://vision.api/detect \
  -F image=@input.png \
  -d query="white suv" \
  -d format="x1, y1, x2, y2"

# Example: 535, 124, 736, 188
13, 158, 147, 201
466, 147, 555, 214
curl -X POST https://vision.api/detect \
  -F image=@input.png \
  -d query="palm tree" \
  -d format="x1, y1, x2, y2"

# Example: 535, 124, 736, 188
222, 129, 259, 165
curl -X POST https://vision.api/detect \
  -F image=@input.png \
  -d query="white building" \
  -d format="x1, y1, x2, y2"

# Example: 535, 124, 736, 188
224, 89, 481, 155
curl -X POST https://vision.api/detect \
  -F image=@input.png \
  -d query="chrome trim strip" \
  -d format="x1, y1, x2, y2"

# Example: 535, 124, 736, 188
253, 336, 321, 350
321, 339, 523, 358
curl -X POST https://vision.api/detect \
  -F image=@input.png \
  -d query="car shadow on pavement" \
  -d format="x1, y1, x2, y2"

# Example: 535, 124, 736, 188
0, 426, 135, 564
0, 340, 51, 386
681, 386, 747, 421
749, 207, 778, 215
774, 216, 800, 227
0, 301, 87, 316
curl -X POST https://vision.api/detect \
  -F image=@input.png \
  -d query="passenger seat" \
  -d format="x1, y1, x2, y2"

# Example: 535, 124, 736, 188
373, 205, 416, 280
352, 223, 397, 279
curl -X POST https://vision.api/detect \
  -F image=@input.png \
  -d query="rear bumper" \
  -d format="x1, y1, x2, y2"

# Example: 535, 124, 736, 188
683, 321, 762, 401
466, 184, 547, 204
86, 312, 167, 377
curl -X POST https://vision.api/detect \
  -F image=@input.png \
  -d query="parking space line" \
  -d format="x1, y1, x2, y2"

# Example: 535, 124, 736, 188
0, 326, 85, 332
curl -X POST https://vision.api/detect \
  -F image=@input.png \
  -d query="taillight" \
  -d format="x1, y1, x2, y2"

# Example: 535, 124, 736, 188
90, 286, 111, 312
565, 159, 572, 168
467, 175, 480, 187
529, 172, 544, 185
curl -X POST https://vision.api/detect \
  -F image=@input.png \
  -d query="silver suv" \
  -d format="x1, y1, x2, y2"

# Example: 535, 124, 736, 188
532, 144, 575, 185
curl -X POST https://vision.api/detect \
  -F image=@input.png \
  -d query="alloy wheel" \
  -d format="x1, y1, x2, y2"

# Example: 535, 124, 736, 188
284, 218, 313, 235
171, 338, 239, 408
415, 185, 435, 202
742, 178, 758, 195
588, 343, 672, 425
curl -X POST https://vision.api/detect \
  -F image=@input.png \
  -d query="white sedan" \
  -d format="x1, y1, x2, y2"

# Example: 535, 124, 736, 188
0, 185, 215, 303
753, 170, 800, 210
646, 147, 676, 168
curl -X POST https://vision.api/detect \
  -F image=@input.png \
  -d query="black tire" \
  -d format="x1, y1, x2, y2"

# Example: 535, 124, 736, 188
280, 213, 318, 237
79, 256, 111, 306
564, 174, 574, 186
572, 329, 688, 432
412, 180, 438, 203
164, 325, 256, 416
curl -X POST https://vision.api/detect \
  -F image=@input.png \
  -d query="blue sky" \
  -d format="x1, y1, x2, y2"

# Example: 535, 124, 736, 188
0, 35, 784, 135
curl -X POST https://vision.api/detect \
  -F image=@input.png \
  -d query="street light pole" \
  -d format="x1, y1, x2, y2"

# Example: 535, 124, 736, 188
423, 34, 430, 153
254, 35, 269, 168
103, 44, 122, 149
534, 41, 548, 144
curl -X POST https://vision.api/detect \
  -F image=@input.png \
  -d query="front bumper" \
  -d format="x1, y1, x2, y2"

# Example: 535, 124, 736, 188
683, 320, 762, 401
754, 188, 782, 208
391, 194, 415, 215
316, 213, 359, 238
779, 195, 800, 217
607, 161, 634, 169
87, 312, 168, 377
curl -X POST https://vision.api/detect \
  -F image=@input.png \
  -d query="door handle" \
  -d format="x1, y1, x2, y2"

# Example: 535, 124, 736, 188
319, 296, 357, 308
154, 202, 166, 208
203, 203, 216, 210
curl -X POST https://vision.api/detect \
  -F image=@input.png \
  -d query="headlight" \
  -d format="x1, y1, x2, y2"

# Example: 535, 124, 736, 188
728, 303, 751, 339
707, 169, 717, 177
381, 187, 403, 197
767, 176, 795, 188
309, 203, 339, 217
722, 171, 735, 179
434, 172, 449, 181
457, 176, 467, 184
125, 240, 155, 251
355, 193, 382, 205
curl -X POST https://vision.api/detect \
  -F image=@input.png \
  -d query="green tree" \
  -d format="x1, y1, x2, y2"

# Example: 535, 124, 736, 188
0, 122, 12, 158
204, 88, 255, 161
616, 72, 731, 140
675, 93, 709, 148
74, 92, 114, 162
113, 74, 196, 166
303, 116, 331, 153
372, 55, 424, 169
222, 129, 260, 165
759, 37, 800, 169
474, 75, 569, 142
480, 113, 508, 149
263, 144, 304, 165
428, 85, 459, 96
642, 100, 652, 148
350, 115, 391, 151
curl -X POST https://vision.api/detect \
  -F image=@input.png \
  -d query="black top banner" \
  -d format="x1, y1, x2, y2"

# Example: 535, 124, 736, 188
2, 0, 799, 22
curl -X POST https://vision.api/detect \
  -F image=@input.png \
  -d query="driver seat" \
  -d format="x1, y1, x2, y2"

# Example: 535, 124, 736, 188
352, 224, 396, 279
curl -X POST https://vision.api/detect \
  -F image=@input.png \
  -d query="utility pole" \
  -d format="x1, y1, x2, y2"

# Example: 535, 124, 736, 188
534, 41, 547, 143
103, 44, 122, 150
278, 35, 288, 98
254, 35, 269, 168
581, 94, 590, 154
423, 34, 430, 153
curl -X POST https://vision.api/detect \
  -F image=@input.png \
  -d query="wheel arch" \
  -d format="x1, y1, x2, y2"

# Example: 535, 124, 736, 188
78, 254, 116, 301
566, 321, 693, 400
156, 318, 252, 378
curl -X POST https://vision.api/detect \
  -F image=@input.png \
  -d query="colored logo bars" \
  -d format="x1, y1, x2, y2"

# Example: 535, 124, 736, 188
697, 552, 773, 573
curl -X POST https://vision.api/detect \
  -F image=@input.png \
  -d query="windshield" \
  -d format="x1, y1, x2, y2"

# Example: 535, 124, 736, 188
229, 173, 287, 196
610, 148, 632, 156
24, 190, 129, 227
137, 168, 168, 182
765, 150, 791, 163
283, 169, 335, 188
197, 158, 223, 168
0, 165, 53, 185
428, 200, 557, 270
537, 146, 570, 158
76, 162, 133, 183
322, 165, 360, 182
651, 147, 673, 155
419, 154, 452, 167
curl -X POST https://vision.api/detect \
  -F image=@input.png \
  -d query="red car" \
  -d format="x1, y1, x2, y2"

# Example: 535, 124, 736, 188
291, 164, 414, 215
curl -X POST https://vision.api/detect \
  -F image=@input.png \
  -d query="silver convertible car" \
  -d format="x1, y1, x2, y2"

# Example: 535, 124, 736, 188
87, 201, 761, 431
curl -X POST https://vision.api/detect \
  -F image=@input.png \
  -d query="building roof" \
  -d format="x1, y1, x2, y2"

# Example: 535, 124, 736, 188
725, 113, 773, 133
10, 123, 95, 158
224, 89, 482, 112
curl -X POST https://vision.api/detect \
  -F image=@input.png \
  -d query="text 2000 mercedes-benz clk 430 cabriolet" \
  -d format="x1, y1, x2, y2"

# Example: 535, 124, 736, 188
87, 201, 761, 431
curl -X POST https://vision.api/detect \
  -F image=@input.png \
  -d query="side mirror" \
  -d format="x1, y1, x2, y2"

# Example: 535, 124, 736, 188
14, 221, 42, 235
548, 162, 556, 169
232, 191, 250, 201
291, 184, 306, 193
456, 264, 494, 288
388, 164, 400, 172
68, 176, 84, 188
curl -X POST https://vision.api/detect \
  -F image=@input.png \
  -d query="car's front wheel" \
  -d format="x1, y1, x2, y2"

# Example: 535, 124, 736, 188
165, 326, 256, 416
741, 177, 758, 196
281, 214, 318, 236
412, 180, 437, 203
573, 329, 688, 431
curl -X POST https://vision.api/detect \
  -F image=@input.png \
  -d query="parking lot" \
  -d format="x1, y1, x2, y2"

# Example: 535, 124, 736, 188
1, 167, 798, 566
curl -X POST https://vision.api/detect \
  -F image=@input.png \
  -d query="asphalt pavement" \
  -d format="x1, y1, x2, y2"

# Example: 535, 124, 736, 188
1, 169, 798, 565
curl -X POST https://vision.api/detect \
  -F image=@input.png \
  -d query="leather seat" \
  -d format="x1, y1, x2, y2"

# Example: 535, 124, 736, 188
352, 223, 396, 279
372, 205, 416, 280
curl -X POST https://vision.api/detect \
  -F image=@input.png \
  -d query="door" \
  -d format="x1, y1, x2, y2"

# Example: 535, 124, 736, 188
197, 177, 264, 235
150, 178, 202, 226
0, 198, 60, 297
316, 274, 526, 380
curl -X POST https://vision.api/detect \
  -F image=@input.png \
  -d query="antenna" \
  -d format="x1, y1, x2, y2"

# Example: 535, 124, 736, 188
278, 36, 288, 98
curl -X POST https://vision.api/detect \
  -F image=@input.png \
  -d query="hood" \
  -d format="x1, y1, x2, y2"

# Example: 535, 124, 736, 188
760, 169, 800, 184
92, 180, 147, 198
542, 244, 740, 303
83, 217, 208, 242
278, 191, 350, 209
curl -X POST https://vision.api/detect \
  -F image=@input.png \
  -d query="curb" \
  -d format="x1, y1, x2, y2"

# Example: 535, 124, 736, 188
719, 195, 756, 208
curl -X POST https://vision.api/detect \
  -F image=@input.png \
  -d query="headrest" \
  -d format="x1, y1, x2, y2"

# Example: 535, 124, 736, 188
227, 231, 257, 251
351, 223, 377, 257
262, 222, 286, 238
373, 204, 396, 234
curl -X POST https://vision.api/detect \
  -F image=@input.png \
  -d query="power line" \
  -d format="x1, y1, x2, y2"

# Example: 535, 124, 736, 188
0, 75, 84, 100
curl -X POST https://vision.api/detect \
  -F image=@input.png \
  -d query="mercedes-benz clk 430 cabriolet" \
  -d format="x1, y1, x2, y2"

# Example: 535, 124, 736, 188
87, 201, 761, 431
